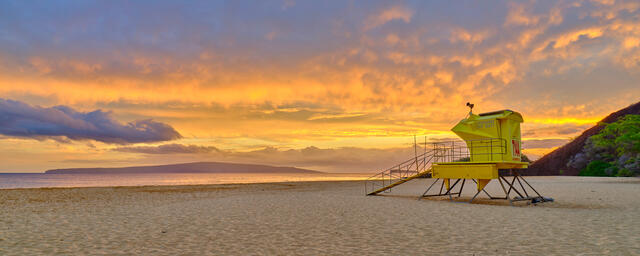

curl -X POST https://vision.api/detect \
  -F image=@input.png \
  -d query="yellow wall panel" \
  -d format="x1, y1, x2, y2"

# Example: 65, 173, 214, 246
432, 164, 498, 179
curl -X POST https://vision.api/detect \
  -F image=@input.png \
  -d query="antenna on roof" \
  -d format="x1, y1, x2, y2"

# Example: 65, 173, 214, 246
466, 102, 474, 115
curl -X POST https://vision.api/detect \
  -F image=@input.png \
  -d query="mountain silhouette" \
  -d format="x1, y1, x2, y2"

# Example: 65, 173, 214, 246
46, 161, 322, 174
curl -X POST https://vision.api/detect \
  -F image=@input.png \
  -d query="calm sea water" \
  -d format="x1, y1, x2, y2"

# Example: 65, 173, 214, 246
0, 172, 372, 189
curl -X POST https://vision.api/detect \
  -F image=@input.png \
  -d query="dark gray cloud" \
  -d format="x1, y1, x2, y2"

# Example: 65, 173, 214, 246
115, 143, 220, 154
522, 124, 591, 137
522, 139, 568, 149
0, 98, 181, 144
115, 140, 553, 173
237, 146, 418, 171
117, 144, 422, 173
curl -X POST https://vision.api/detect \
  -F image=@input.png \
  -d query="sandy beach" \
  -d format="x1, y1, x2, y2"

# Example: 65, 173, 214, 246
1, 176, 639, 255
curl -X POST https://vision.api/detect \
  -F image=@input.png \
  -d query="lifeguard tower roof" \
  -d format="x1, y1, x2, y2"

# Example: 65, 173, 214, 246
478, 109, 518, 117
450, 109, 524, 165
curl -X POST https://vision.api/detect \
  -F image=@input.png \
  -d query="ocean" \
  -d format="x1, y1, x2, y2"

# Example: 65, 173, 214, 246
0, 172, 372, 189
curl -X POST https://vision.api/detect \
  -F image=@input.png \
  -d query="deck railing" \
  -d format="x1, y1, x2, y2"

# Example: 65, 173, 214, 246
364, 138, 508, 195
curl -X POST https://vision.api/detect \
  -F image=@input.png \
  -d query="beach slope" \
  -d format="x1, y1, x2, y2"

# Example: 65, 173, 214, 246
1, 176, 638, 255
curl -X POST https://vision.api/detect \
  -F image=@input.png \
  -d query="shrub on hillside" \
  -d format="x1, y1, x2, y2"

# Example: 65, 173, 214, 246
576, 114, 640, 176
579, 160, 612, 177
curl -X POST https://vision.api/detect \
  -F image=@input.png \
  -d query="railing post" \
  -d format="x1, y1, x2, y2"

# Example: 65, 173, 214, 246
470, 140, 473, 162
490, 139, 493, 161
451, 141, 454, 162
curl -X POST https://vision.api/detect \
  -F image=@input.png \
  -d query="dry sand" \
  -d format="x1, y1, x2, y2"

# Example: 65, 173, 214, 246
1, 176, 639, 255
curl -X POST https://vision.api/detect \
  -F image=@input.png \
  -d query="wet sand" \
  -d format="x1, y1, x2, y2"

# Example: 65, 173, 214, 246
1, 176, 639, 255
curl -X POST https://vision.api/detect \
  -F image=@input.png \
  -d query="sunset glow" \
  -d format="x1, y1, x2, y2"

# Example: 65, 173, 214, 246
1, 0, 639, 172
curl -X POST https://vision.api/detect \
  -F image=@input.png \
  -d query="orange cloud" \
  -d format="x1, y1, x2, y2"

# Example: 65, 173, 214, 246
449, 28, 490, 45
364, 5, 413, 30
505, 2, 541, 26
552, 28, 603, 48
623, 37, 640, 49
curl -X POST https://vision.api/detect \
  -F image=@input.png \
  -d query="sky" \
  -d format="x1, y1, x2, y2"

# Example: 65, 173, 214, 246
0, 0, 639, 173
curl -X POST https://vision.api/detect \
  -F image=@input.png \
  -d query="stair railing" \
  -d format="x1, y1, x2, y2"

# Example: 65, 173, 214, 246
364, 150, 434, 195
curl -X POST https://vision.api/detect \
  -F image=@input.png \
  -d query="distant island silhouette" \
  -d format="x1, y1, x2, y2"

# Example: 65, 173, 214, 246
45, 162, 322, 174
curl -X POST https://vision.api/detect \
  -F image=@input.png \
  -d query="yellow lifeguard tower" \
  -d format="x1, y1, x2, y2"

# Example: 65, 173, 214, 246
365, 103, 551, 205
